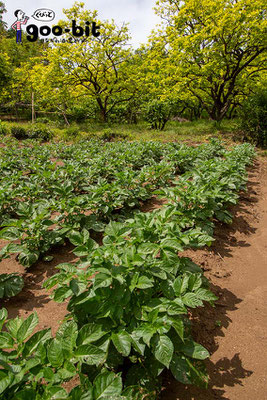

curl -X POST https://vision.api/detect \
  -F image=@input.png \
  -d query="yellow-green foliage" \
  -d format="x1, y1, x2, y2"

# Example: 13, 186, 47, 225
154, 0, 266, 121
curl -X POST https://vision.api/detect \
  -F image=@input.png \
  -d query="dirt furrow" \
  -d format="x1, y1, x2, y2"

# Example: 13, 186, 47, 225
162, 159, 267, 399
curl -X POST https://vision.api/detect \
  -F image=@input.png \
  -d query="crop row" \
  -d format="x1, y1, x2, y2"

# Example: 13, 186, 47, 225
0, 139, 224, 269
0, 141, 255, 399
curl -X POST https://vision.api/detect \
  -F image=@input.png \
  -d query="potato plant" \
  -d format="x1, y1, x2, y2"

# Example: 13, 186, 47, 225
0, 139, 255, 397
0, 139, 227, 267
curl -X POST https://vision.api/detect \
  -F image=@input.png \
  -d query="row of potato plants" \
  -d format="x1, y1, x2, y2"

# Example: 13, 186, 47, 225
0, 139, 225, 299
0, 140, 179, 298
0, 142, 255, 398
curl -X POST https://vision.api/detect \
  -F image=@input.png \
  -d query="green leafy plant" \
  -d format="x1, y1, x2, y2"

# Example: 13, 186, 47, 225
0, 139, 256, 398
63, 125, 81, 138
27, 124, 53, 141
0, 274, 23, 298
0, 309, 159, 399
0, 140, 255, 267
143, 99, 174, 131
100, 128, 127, 141
0, 120, 9, 136
239, 89, 267, 147
43, 221, 216, 395
10, 126, 28, 140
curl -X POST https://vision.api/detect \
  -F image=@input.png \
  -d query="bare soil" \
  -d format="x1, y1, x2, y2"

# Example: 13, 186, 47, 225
162, 159, 267, 399
0, 243, 76, 335
1, 158, 267, 399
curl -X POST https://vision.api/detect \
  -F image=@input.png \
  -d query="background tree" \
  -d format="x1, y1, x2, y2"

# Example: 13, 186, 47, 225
51, 2, 137, 122
0, 29, 47, 119
0, 2, 10, 106
0, 1, 6, 33
30, 59, 78, 125
136, 34, 191, 129
155, 0, 267, 121
0, 52, 11, 100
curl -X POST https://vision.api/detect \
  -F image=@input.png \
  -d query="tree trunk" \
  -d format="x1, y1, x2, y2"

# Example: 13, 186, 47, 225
209, 96, 232, 121
96, 97, 108, 122
100, 108, 108, 122
62, 103, 70, 126
31, 91, 35, 123
62, 111, 70, 126
160, 118, 168, 131
11, 89, 19, 121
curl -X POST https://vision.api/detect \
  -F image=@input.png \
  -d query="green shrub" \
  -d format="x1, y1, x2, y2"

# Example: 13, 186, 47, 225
143, 99, 175, 130
64, 125, 81, 137
36, 116, 50, 124
10, 125, 28, 139
100, 128, 127, 141
10, 123, 53, 141
0, 120, 9, 135
239, 89, 267, 147
79, 131, 98, 140
27, 123, 53, 141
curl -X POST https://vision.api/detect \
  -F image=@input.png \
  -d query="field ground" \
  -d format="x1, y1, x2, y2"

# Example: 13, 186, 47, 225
162, 158, 267, 399
1, 136, 267, 398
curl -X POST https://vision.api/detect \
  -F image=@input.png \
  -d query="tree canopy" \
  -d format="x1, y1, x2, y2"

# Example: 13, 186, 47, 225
154, 0, 267, 120
0, 0, 266, 124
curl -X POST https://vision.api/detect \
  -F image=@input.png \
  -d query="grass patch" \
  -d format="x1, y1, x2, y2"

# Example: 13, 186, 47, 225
0, 118, 241, 144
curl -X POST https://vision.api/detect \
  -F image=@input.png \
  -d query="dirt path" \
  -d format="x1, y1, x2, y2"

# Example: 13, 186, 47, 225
162, 158, 267, 399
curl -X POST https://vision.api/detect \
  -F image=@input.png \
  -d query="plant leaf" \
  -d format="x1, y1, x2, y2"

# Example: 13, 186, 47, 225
154, 334, 173, 368
136, 276, 154, 289
182, 292, 203, 308
74, 344, 106, 365
47, 339, 64, 368
180, 341, 209, 360
0, 274, 24, 298
112, 331, 132, 357
93, 371, 122, 399
16, 312, 39, 343
77, 323, 107, 345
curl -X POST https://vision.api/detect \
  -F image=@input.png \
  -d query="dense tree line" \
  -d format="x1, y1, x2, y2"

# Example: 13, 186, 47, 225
0, 0, 266, 127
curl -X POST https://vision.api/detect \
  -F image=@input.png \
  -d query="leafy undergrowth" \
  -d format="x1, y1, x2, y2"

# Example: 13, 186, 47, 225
0, 119, 240, 143
0, 139, 255, 399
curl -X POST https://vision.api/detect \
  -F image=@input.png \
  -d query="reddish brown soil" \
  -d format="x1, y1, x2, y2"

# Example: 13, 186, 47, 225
1, 158, 267, 399
140, 195, 168, 212
0, 243, 77, 335
162, 159, 267, 399
50, 158, 64, 167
